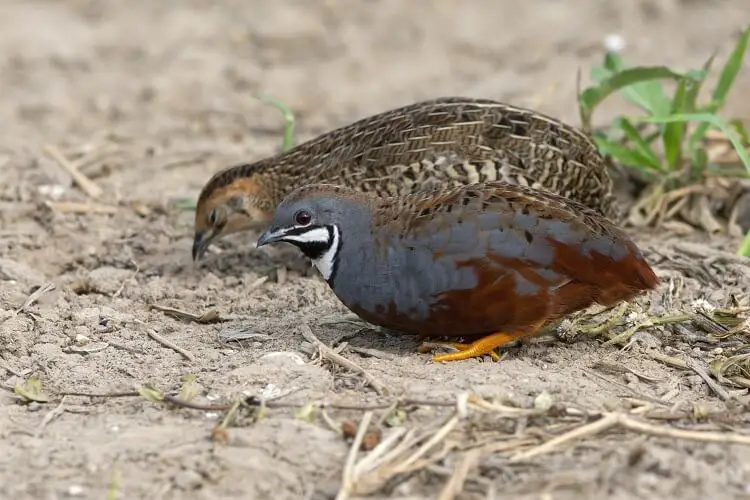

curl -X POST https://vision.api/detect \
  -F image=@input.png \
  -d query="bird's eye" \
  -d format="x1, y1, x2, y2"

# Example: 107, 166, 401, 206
208, 209, 219, 226
294, 210, 312, 226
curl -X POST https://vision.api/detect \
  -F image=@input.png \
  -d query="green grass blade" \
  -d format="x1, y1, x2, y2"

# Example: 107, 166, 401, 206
738, 229, 750, 257
579, 67, 703, 129
616, 117, 663, 170
711, 25, 750, 109
689, 27, 749, 152
685, 53, 716, 108
689, 148, 709, 178
603, 52, 627, 72
685, 54, 717, 156
593, 136, 662, 174
632, 112, 750, 174
730, 118, 750, 145
600, 52, 674, 116
259, 95, 296, 152
662, 79, 690, 170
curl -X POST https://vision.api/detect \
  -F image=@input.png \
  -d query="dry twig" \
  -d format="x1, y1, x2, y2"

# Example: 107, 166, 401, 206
45, 201, 117, 214
299, 324, 389, 396
44, 144, 103, 199
36, 395, 67, 437
135, 320, 195, 362
510, 411, 750, 462
685, 358, 734, 401
151, 304, 223, 324
437, 449, 481, 500
15, 282, 55, 315
336, 411, 374, 500
145, 328, 195, 362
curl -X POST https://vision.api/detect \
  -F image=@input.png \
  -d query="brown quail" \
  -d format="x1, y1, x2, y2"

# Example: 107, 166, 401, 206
255, 181, 658, 362
193, 97, 617, 260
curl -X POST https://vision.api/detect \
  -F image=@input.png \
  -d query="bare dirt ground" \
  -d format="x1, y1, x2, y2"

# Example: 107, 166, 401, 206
2, 1, 750, 499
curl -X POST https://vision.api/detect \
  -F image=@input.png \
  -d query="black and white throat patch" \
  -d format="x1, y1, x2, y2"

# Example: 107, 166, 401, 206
282, 224, 341, 281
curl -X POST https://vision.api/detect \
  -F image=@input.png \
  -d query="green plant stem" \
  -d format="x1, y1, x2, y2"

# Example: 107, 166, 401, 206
259, 95, 296, 152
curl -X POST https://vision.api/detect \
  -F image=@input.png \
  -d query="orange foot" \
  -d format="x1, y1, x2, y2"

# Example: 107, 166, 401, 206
418, 340, 503, 361
425, 332, 519, 362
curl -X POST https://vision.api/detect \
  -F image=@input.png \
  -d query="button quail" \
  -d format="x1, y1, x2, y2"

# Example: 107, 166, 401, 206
255, 182, 658, 362
193, 97, 617, 260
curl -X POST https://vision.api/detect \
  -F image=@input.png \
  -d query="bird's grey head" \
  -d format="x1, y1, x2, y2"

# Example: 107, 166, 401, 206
256, 185, 366, 282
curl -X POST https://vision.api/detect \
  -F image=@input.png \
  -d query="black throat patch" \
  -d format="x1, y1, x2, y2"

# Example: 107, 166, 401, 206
282, 225, 342, 284
284, 225, 333, 260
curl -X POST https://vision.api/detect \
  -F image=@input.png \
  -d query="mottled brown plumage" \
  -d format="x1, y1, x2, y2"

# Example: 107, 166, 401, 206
193, 96, 618, 260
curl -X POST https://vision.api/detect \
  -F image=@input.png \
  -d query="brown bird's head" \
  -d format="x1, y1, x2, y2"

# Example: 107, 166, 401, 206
192, 164, 276, 261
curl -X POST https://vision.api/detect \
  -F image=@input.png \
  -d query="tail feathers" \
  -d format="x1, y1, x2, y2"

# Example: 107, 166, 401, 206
546, 238, 659, 315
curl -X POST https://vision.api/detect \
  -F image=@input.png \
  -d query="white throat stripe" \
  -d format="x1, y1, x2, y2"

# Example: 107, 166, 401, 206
313, 226, 339, 281
282, 226, 330, 244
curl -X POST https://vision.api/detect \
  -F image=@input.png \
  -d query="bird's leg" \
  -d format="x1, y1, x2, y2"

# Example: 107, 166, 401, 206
422, 341, 502, 362
428, 320, 545, 363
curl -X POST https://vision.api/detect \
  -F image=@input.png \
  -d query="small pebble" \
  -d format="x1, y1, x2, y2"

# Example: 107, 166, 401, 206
259, 351, 306, 365
66, 485, 84, 497
173, 470, 203, 490
533, 390, 553, 411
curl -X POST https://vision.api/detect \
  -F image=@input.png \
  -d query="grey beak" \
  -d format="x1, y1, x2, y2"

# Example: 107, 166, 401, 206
256, 227, 287, 248
192, 230, 211, 261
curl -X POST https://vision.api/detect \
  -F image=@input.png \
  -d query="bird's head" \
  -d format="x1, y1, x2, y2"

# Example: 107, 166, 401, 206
192, 165, 275, 260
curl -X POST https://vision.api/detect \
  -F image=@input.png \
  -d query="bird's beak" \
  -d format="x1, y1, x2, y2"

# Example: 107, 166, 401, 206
256, 227, 289, 248
192, 230, 214, 261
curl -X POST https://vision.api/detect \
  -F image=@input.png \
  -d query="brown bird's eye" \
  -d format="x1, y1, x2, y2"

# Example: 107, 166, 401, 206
294, 210, 312, 226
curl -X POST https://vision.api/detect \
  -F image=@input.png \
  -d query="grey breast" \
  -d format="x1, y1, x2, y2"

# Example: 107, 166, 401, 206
326, 196, 503, 321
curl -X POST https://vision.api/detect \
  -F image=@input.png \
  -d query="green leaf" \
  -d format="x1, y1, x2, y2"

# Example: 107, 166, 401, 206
602, 53, 676, 117
294, 402, 316, 422
590, 64, 612, 84
179, 374, 199, 402
172, 198, 197, 211
137, 384, 164, 403
632, 113, 750, 175
593, 136, 662, 174
617, 117, 663, 170
579, 66, 702, 129
13, 375, 50, 403
603, 52, 627, 72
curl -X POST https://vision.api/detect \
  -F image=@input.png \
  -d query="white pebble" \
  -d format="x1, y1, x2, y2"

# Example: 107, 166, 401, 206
259, 351, 306, 365
38, 184, 67, 200
66, 485, 84, 497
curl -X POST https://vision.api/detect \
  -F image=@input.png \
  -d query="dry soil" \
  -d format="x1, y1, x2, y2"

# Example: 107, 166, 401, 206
2, 1, 750, 499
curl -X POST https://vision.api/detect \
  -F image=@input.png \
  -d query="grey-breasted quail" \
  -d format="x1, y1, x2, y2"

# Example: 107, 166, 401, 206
193, 97, 617, 260
255, 182, 658, 362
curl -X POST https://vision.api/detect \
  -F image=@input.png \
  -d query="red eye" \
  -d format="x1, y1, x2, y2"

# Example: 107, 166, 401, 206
294, 210, 312, 226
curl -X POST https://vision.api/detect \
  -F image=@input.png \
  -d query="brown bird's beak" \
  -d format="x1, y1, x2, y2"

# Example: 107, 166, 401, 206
192, 230, 214, 261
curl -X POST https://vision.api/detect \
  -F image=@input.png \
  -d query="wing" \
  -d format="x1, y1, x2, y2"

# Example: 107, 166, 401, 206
369, 182, 657, 336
